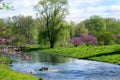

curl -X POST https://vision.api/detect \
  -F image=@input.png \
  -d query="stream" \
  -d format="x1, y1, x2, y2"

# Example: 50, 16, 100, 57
10, 51, 120, 80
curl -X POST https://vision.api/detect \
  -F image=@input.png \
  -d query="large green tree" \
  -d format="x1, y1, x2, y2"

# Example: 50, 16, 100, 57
86, 15, 106, 35
12, 15, 35, 44
105, 18, 120, 34
97, 32, 116, 45
35, 0, 68, 48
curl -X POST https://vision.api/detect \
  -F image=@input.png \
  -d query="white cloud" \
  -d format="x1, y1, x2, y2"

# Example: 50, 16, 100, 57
66, 0, 120, 23
0, 0, 39, 18
13, 0, 38, 8
110, 5, 120, 11
1, 0, 120, 23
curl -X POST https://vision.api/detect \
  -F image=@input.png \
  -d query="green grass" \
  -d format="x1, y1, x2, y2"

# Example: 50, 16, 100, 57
0, 64, 38, 80
0, 57, 39, 80
0, 57, 12, 64
36, 45, 120, 65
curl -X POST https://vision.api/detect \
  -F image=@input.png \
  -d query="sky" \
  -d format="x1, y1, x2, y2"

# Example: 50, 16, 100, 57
0, 0, 120, 23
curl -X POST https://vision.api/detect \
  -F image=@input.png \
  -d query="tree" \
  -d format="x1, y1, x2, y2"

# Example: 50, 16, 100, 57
105, 18, 120, 34
0, 18, 15, 45
12, 15, 35, 44
70, 37, 82, 47
68, 22, 75, 38
35, 0, 68, 48
0, 19, 6, 37
97, 32, 116, 45
75, 22, 88, 36
80, 34, 98, 46
0, 0, 13, 10
86, 15, 106, 35
115, 34, 120, 44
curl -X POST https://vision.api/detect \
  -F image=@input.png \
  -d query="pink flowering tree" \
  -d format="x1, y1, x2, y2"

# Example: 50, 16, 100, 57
70, 37, 83, 47
0, 38, 7, 44
0, 37, 16, 45
80, 34, 98, 46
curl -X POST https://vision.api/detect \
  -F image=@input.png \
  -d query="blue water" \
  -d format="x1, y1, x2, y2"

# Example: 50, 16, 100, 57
11, 52, 120, 80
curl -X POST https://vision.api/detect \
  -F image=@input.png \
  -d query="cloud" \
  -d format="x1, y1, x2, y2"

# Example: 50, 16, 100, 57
1, 0, 120, 23
66, 0, 120, 23
110, 5, 120, 11
0, 0, 39, 18
13, 0, 38, 8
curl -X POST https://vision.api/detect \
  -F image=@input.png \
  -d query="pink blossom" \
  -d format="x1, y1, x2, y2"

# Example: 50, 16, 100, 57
0, 38, 6, 44
2, 47, 8, 53
70, 37, 83, 47
81, 34, 98, 46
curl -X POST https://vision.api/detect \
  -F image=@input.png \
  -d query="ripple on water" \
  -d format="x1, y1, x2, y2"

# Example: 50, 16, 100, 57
11, 55, 120, 80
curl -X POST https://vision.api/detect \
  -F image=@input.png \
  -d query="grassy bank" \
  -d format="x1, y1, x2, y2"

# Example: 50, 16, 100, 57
0, 64, 38, 80
0, 57, 39, 80
35, 45, 120, 65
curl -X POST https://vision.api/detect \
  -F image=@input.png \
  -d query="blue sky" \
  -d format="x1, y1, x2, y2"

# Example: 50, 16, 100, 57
0, 0, 120, 23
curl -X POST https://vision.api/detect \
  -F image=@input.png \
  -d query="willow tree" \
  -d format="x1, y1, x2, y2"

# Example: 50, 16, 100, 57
35, 0, 68, 48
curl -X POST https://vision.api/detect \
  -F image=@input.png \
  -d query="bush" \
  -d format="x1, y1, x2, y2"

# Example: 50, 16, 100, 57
70, 37, 83, 47
70, 34, 98, 46
115, 34, 120, 44
97, 32, 116, 45
80, 34, 98, 46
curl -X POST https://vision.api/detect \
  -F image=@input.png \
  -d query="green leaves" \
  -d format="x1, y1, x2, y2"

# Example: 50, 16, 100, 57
0, 1, 13, 10
35, 0, 68, 48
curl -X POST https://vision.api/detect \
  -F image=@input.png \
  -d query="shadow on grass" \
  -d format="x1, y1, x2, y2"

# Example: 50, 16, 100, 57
82, 50, 120, 59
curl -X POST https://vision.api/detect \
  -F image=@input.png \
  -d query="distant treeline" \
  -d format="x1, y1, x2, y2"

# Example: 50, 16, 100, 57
0, 15, 120, 47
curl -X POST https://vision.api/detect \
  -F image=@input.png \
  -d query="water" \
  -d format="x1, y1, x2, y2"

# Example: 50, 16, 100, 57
11, 51, 120, 80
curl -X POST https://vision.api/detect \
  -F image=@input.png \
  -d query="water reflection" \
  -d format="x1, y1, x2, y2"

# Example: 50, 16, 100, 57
29, 52, 68, 65
1, 47, 32, 60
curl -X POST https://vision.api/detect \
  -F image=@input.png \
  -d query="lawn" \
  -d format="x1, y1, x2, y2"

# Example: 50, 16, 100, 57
0, 57, 39, 80
0, 64, 38, 80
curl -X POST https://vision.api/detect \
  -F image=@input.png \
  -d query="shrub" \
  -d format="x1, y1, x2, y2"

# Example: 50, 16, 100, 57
115, 34, 120, 44
70, 37, 83, 47
97, 32, 116, 45
80, 34, 98, 46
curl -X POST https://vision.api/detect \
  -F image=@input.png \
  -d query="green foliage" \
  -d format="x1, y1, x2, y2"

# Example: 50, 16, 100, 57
105, 18, 120, 34
75, 22, 88, 36
0, 19, 6, 37
89, 15, 106, 33
97, 32, 116, 45
0, 64, 38, 80
0, 57, 12, 64
0, 19, 14, 40
0, 56, 38, 80
115, 34, 120, 44
35, 0, 68, 48
0, 1, 13, 10
11, 15, 36, 44
68, 22, 75, 37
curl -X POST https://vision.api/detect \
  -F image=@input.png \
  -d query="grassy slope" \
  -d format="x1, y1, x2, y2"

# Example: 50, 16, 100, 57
0, 64, 38, 80
0, 57, 38, 80
37, 45, 120, 65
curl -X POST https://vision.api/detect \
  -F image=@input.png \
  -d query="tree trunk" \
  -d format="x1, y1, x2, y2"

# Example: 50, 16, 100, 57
50, 40, 54, 48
